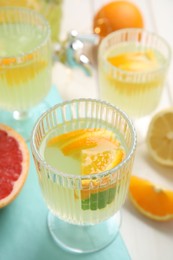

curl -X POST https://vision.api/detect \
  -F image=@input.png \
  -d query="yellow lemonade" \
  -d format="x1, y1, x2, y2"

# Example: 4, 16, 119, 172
0, 23, 51, 112
0, 0, 62, 42
38, 119, 130, 225
99, 43, 168, 117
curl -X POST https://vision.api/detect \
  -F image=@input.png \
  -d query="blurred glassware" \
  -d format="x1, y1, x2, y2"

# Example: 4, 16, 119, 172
0, 0, 63, 42
98, 28, 171, 141
98, 28, 171, 117
0, 6, 52, 141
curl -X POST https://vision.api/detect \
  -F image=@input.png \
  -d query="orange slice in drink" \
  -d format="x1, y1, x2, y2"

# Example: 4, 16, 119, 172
80, 144, 124, 209
81, 143, 124, 175
48, 128, 125, 210
129, 175, 173, 221
48, 128, 118, 156
47, 128, 124, 173
47, 128, 107, 147
80, 144, 124, 203
107, 50, 159, 72
0, 52, 47, 87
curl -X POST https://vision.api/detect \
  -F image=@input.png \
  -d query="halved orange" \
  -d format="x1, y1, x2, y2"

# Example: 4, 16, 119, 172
0, 124, 30, 208
146, 108, 173, 166
129, 175, 173, 221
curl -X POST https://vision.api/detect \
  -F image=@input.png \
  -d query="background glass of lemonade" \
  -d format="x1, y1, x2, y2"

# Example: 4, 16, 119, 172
0, 0, 63, 43
98, 28, 171, 118
0, 7, 51, 140
31, 99, 136, 253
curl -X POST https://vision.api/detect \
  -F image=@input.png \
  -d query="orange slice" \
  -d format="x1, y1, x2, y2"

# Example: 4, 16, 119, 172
0, 51, 47, 87
146, 109, 173, 166
0, 53, 34, 67
129, 175, 173, 221
0, 124, 30, 208
107, 50, 159, 72
52, 128, 126, 210
80, 144, 124, 201
48, 128, 118, 156
47, 128, 109, 147
81, 143, 124, 175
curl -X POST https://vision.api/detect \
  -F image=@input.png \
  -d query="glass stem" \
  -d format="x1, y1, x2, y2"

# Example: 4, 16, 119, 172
13, 110, 30, 121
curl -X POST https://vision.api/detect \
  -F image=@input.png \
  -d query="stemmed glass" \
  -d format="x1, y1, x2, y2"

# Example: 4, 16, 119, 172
0, 7, 52, 141
98, 28, 171, 141
31, 99, 136, 253
0, 0, 63, 43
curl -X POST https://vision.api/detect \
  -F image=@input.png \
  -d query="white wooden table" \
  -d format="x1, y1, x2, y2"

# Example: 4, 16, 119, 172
53, 1, 173, 259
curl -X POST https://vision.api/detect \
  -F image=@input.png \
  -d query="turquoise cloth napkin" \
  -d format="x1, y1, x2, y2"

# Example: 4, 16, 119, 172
0, 86, 131, 260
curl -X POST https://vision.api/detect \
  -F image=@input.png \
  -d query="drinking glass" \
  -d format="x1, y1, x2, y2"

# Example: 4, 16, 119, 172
0, 7, 52, 140
98, 28, 171, 131
0, 0, 63, 43
31, 99, 136, 253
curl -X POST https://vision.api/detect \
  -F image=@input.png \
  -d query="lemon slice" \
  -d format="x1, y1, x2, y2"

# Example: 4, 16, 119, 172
146, 108, 173, 166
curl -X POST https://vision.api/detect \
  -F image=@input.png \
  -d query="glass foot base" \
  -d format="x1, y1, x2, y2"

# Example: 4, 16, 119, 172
47, 211, 122, 254
0, 101, 50, 142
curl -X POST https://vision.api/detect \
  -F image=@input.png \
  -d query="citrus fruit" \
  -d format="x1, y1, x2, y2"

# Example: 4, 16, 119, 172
146, 109, 173, 166
129, 175, 173, 221
93, 1, 144, 38
82, 145, 124, 175
48, 127, 125, 173
47, 128, 113, 147
107, 50, 159, 72
49, 128, 125, 211
0, 124, 30, 208
48, 128, 119, 156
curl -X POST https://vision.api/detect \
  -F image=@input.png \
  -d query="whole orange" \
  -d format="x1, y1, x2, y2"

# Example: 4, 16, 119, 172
93, 1, 144, 37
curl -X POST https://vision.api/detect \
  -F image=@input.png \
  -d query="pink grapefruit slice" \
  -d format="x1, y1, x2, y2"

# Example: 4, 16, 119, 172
0, 124, 30, 208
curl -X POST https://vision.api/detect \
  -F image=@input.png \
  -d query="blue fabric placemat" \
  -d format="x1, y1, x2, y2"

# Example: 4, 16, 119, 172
0, 86, 131, 260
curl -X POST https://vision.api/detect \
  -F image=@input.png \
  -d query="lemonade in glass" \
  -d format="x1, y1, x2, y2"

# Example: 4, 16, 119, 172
0, 7, 51, 140
98, 29, 171, 118
31, 99, 136, 253
0, 0, 63, 42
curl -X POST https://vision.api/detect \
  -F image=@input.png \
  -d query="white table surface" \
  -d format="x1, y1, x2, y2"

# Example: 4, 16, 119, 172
52, 1, 173, 260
